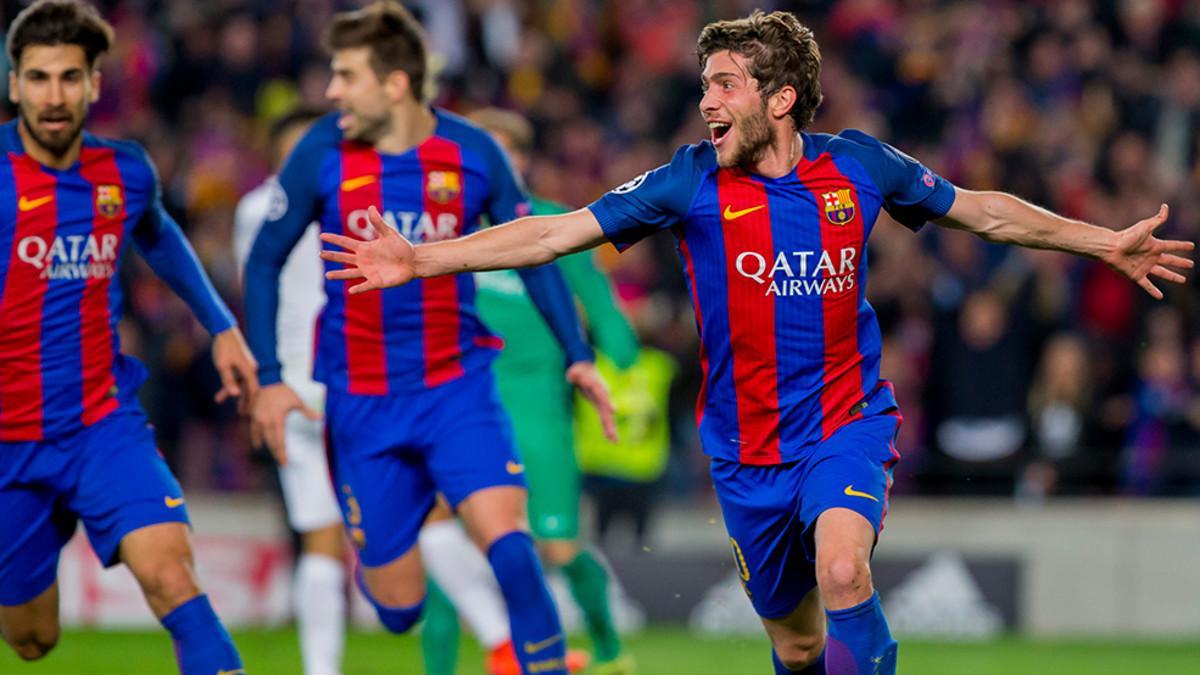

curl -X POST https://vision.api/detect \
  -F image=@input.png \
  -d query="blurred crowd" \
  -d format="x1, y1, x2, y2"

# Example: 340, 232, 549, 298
4, 0, 1198, 502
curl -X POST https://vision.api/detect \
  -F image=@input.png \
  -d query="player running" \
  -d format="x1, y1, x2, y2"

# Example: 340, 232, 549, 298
0, 2, 257, 673
242, 4, 615, 675
318, 10, 1194, 675
417, 107, 639, 675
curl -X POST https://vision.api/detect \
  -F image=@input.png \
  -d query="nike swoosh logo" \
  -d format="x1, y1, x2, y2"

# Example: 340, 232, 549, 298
523, 633, 563, 654
340, 175, 377, 192
164, 496, 186, 508
506, 460, 525, 475
723, 204, 765, 220
18, 195, 53, 212
843, 485, 878, 502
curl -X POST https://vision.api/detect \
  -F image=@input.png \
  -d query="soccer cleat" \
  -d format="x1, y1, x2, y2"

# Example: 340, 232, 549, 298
486, 640, 591, 674
590, 652, 637, 675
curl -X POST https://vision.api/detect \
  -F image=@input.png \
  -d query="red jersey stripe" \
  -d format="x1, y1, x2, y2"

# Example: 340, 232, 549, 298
416, 137, 465, 388
797, 154, 866, 440
675, 225, 709, 426
77, 147, 124, 426
717, 169, 781, 464
338, 143, 388, 395
0, 154, 54, 440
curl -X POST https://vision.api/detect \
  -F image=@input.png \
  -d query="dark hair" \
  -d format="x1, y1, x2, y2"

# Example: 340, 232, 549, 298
6, 0, 114, 70
323, 0, 428, 102
697, 10, 823, 130
268, 107, 325, 167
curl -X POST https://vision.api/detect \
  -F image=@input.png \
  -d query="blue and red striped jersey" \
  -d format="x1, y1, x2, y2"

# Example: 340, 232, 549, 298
244, 110, 591, 395
589, 129, 956, 465
0, 120, 235, 442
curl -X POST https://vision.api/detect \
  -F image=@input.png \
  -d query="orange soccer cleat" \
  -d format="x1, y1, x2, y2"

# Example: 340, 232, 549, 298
486, 640, 591, 675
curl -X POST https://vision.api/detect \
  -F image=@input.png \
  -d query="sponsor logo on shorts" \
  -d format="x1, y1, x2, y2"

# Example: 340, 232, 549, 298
524, 633, 563, 654
164, 496, 186, 508
506, 460, 525, 475
843, 484, 879, 502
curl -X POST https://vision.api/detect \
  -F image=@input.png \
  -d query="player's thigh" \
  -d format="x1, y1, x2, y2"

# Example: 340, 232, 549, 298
798, 413, 902, 555
68, 408, 190, 569
326, 391, 437, 568
0, 582, 60, 655
424, 369, 526, 510
709, 457, 815, 620
279, 412, 341, 533
359, 540, 426, 607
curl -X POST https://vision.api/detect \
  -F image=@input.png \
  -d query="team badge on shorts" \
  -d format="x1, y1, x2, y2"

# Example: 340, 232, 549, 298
96, 184, 124, 218
426, 171, 461, 204
822, 188, 856, 225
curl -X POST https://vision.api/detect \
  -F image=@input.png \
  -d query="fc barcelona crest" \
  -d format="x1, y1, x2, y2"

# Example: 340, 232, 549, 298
822, 189, 856, 225
426, 171, 461, 204
96, 184, 124, 218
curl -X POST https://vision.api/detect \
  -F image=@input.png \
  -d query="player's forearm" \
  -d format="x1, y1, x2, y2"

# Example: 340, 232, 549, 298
137, 224, 236, 335
412, 210, 606, 278
942, 190, 1117, 259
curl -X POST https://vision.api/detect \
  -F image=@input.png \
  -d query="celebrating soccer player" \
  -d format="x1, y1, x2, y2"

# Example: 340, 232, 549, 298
319, 10, 1194, 675
0, 2, 257, 673
242, 4, 615, 674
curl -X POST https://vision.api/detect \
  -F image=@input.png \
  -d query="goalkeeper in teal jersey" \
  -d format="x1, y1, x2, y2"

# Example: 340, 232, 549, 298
419, 108, 639, 675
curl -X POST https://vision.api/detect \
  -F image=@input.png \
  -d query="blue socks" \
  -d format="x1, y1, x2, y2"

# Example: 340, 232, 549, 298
825, 592, 897, 674
487, 531, 567, 675
355, 567, 424, 634
773, 648, 826, 673
159, 594, 242, 675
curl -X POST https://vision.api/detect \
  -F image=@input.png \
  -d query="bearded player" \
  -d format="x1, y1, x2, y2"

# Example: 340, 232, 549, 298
319, 10, 1193, 675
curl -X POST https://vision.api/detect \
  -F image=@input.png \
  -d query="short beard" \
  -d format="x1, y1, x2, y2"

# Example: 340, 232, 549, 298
722, 101, 773, 169
346, 112, 392, 144
19, 106, 84, 158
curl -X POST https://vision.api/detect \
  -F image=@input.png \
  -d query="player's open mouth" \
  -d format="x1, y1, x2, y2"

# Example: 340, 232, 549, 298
40, 116, 70, 131
337, 112, 355, 130
709, 121, 732, 146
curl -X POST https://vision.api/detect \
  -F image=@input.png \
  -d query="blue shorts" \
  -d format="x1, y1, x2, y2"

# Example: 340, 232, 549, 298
325, 367, 524, 568
0, 405, 188, 606
710, 411, 901, 619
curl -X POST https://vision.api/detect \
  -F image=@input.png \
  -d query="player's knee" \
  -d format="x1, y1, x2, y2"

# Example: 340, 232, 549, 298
816, 550, 871, 600
774, 633, 824, 671
4, 625, 59, 661
138, 559, 202, 611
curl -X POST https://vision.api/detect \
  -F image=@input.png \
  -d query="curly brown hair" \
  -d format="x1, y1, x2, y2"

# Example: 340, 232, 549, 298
6, 0, 113, 70
697, 11, 823, 130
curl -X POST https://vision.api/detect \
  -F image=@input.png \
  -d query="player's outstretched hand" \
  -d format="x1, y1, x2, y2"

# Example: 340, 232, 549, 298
566, 361, 619, 443
1103, 204, 1195, 299
320, 205, 416, 293
212, 327, 259, 414
250, 383, 321, 467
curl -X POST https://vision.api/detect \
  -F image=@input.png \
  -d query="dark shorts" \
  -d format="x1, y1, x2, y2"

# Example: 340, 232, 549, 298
710, 411, 901, 619
0, 406, 188, 606
325, 367, 524, 567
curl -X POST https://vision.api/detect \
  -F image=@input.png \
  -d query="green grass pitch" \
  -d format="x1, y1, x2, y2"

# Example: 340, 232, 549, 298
3, 628, 1197, 673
